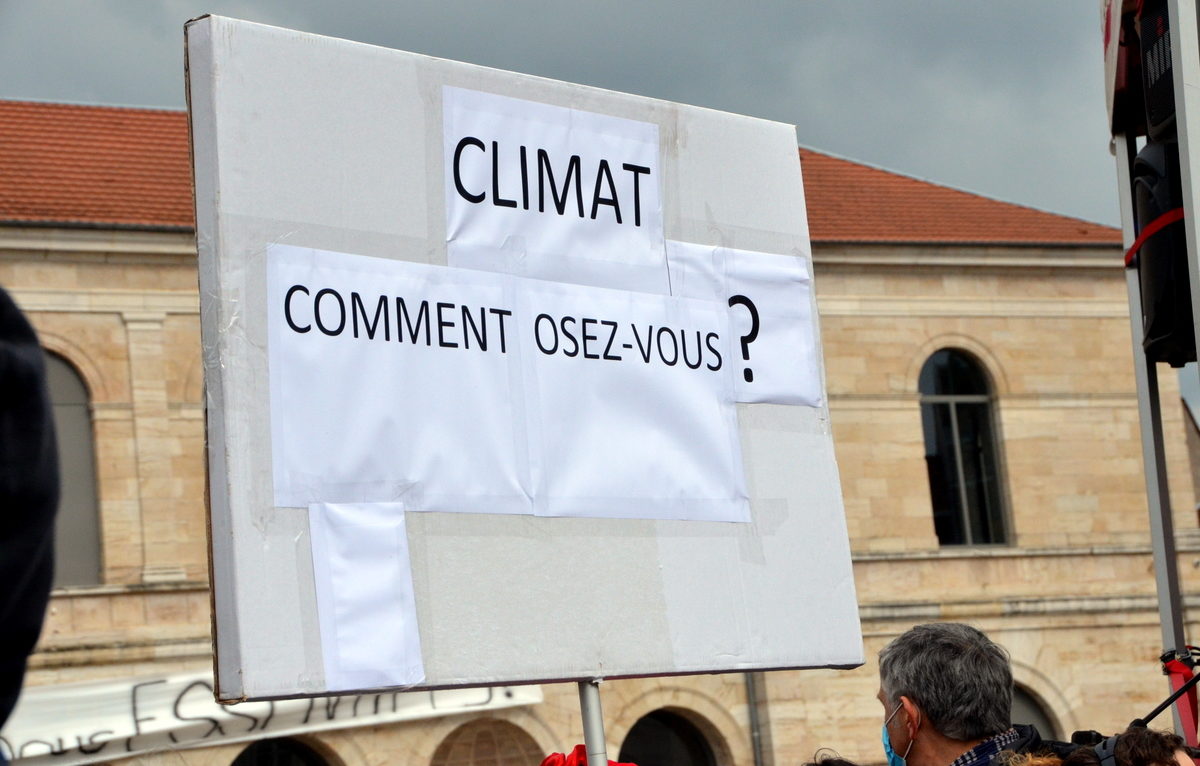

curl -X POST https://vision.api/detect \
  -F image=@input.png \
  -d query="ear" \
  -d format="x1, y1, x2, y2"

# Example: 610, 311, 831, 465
899, 696, 923, 738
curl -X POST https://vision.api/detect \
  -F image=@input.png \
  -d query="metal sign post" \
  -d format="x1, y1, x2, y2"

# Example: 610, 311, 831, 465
1114, 132, 1189, 663
1110, 0, 1200, 735
1163, 0, 1200, 736
578, 680, 608, 766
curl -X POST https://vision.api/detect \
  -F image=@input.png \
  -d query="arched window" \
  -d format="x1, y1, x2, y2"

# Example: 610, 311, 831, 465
430, 719, 543, 766
618, 710, 717, 766
919, 349, 1008, 546
44, 351, 102, 587
232, 738, 330, 766
1012, 686, 1058, 739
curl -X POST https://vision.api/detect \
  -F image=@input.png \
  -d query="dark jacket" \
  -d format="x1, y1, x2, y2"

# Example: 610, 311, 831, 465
988, 724, 1080, 766
0, 287, 59, 731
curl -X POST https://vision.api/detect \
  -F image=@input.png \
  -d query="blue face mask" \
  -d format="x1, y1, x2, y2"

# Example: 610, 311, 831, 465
883, 704, 913, 766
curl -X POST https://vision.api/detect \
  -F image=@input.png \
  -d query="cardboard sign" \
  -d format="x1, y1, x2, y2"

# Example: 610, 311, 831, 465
187, 15, 861, 702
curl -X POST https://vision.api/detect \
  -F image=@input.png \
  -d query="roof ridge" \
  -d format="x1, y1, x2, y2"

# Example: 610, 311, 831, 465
0, 97, 187, 116
798, 145, 1118, 232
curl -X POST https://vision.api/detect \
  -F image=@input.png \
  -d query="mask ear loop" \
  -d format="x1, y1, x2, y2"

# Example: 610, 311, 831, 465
906, 709, 921, 758
885, 700, 919, 759
884, 704, 902, 726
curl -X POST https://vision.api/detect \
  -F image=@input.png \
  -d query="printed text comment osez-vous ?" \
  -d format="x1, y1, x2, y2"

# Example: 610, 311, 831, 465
282, 286, 724, 371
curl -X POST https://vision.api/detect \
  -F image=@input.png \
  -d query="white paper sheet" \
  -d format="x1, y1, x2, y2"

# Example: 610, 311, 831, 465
518, 279, 747, 520
666, 240, 823, 406
309, 502, 424, 692
268, 243, 748, 521
443, 86, 667, 293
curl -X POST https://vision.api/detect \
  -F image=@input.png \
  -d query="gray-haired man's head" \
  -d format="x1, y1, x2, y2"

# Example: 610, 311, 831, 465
878, 623, 1013, 741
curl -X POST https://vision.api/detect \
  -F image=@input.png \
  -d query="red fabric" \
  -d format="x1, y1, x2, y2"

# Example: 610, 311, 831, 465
540, 744, 636, 766
1165, 658, 1199, 748
1124, 207, 1185, 267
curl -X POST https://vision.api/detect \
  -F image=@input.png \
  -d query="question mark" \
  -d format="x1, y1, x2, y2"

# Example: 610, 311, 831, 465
727, 294, 760, 383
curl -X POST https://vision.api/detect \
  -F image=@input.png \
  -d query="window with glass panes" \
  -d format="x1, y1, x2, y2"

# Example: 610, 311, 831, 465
919, 349, 1008, 546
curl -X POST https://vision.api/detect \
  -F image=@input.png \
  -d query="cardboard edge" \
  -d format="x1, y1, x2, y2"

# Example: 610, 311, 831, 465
185, 14, 245, 704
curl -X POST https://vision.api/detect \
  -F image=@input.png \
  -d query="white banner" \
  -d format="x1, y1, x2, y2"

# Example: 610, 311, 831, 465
0, 673, 542, 766
268, 243, 749, 522
444, 87, 667, 293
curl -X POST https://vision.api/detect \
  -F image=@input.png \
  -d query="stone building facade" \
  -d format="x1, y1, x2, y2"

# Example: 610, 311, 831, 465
1, 100, 1197, 766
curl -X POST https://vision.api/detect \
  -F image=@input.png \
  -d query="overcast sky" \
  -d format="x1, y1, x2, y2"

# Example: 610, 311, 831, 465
0, 1, 1120, 226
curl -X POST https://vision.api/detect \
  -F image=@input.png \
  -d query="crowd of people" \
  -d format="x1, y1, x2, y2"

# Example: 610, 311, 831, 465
808, 623, 1197, 766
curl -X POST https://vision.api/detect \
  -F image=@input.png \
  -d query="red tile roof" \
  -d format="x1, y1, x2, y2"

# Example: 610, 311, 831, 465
0, 99, 1120, 245
0, 100, 193, 229
800, 148, 1119, 246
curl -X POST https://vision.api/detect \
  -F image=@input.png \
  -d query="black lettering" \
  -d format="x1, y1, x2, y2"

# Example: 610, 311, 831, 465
352, 694, 383, 717
534, 314, 558, 354
622, 163, 650, 227
461, 305, 487, 351
259, 700, 276, 731
490, 308, 512, 353
681, 330, 703, 370
656, 326, 679, 366
322, 697, 342, 720
519, 146, 530, 210
465, 687, 495, 706
705, 332, 723, 371
631, 324, 654, 362
284, 285, 311, 333
590, 159, 622, 223
128, 679, 167, 751
170, 681, 225, 743
20, 740, 67, 758
222, 700, 261, 733
397, 298, 431, 345
582, 318, 601, 359
351, 293, 390, 340
601, 320, 621, 361
314, 288, 346, 336
453, 136, 486, 203
305, 696, 340, 722
0, 735, 11, 761
538, 150, 584, 217
561, 316, 580, 358
77, 732, 113, 755
436, 302, 458, 348
491, 141, 517, 208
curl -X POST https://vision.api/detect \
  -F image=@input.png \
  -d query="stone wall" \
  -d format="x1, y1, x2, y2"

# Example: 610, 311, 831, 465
4, 227, 1197, 766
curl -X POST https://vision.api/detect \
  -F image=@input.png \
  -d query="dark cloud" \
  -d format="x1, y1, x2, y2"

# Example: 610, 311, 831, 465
0, 0, 1118, 224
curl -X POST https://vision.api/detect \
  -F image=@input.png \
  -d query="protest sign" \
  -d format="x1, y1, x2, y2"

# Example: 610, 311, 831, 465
186, 15, 861, 701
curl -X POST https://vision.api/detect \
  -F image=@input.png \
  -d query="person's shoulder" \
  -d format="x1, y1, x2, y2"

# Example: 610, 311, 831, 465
994, 725, 1077, 762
